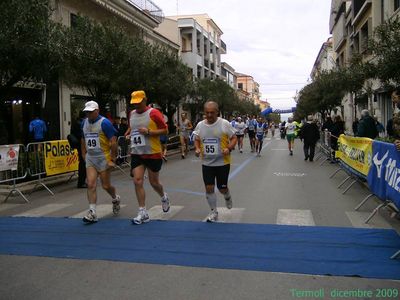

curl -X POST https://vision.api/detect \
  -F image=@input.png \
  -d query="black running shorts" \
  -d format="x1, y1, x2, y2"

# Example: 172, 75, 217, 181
202, 164, 230, 190
131, 155, 163, 172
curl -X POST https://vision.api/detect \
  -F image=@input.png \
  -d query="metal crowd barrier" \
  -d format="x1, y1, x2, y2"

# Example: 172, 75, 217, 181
116, 136, 131, 176
26, 142, 54, 196
316, 129, 333, 165
1, 144, 29, 203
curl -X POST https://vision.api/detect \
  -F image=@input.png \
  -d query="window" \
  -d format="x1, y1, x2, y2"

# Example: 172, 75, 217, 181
395, 0, 400, 11
360, 20, 370, 53
238, 83, 243, 90
70, 13, 78, 28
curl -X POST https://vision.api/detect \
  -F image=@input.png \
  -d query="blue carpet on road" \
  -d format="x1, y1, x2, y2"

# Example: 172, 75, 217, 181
0, 217, 399, 279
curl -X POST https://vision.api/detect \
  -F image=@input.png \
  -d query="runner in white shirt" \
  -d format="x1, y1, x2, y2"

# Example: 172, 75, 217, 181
234, 117, 246, 153
285, 117, 297, 156
193, 101, 237, 222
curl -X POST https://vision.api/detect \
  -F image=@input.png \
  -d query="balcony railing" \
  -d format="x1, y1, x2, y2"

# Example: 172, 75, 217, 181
125, 0, 164, 23
220, 39, 227, 52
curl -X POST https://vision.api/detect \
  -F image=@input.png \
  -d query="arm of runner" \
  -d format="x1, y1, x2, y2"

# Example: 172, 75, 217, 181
193, 124, 201, 157
81, 137, 86, 160
109, 136, 117, 165
139, 109, 168, 136
223, 134, 238, 155
222, 120, 238, 155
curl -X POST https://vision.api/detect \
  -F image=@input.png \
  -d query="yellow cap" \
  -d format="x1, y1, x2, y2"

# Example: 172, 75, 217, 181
131, 90, 146, 104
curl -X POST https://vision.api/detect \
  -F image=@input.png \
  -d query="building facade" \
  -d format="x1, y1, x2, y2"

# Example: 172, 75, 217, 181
236, 73, 261, 105
221, 62, 237, 89
2, 0, 179, 144
329, 0, 400, 133
156, 14, 226, 80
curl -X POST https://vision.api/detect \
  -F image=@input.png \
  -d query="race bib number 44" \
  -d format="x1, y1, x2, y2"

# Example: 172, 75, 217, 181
85, 133, 100, 149
203, 138, 219, 156
131, 130, 146, 148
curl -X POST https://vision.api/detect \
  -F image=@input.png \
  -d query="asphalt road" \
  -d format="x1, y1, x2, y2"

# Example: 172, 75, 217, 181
1, 135, 399, 299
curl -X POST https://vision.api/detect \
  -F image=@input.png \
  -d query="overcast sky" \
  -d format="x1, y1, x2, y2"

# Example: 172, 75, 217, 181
154, 0, 332, 110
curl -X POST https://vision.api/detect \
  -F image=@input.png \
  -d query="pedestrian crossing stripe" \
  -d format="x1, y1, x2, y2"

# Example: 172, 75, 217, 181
202, 207, 245, 223
14, 203, 72, 217
1, 202, 395, 230
0, 203, 22, 212
276, 209, 315, 226
148, 205, 184, 220
70, 204, 127, 219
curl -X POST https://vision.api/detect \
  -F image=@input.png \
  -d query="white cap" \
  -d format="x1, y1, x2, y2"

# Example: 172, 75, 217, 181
83, 101, 99, 112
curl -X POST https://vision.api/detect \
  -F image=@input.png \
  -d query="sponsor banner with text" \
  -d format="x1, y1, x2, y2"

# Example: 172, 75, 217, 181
335, 135, 372, 177
0, 145, 19, 171
44, 140, 78, 176
368, 140, 400, 207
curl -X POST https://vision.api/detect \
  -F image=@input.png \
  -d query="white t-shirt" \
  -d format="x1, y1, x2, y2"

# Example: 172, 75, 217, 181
193, 117, 236, 166
285, 122, 296, 135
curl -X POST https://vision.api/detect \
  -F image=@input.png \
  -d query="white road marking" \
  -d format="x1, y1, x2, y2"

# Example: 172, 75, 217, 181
273, 172, 307, 177
276, 209, 315, 226
345, 211, 392, 229
71, 204, 127, 219
203, 207, 245, 223
148, 205, 184, 220
14, 203, 72, 217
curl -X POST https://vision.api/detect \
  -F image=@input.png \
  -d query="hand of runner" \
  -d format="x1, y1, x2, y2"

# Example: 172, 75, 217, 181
395, 140, 400, 151
222, 148, 230, 155
107, 160, 116, 168
195, 149, 201, 157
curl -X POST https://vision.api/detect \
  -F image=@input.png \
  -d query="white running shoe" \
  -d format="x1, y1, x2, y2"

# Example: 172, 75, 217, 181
161, 193, 170, 213
206, 210, 219, 222
132, 209, 150, 225
83, 209, 98, 223
112, 195, 121, 215
225, 196, 232, 209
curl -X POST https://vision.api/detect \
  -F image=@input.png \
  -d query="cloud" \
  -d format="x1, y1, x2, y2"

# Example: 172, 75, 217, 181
155, 0, 331, 109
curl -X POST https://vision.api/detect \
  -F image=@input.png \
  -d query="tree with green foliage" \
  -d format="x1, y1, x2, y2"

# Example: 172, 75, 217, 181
0, 0, 60, 95
369, 15, 400, 85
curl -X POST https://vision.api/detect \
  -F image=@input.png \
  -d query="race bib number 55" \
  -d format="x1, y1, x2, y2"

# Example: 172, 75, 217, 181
203, 138, 219, 156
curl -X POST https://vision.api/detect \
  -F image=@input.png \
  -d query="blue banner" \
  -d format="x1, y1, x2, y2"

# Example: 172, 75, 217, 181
367, 141, 400, 207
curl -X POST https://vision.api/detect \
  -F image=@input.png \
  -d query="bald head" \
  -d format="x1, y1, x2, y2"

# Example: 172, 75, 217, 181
204, 101, 219, 112
204, 101, 219, 124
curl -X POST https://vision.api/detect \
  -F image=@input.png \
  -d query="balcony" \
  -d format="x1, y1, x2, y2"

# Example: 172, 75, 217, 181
220, 39, 226, 54
125, 0, 164, 23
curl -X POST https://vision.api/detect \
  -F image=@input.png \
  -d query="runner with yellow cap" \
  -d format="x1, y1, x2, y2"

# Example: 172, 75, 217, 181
125, 90, 170, 224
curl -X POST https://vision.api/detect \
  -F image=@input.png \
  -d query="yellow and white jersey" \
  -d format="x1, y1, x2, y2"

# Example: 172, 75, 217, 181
82, 116, 115, 162
193, 117, 236, 166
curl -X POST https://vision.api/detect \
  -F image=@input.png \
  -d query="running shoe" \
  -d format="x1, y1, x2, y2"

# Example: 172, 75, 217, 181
83, 209, 98, 223
161, 193, 170, 213
112, 195, 121, 215
206, 210, 218, 222
132, 209, 150, 225
225, 197, 232, 209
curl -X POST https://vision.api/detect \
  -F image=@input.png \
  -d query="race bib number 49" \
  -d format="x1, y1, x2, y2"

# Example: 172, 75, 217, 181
85, 133, 100, 149
203, 138, 219, 156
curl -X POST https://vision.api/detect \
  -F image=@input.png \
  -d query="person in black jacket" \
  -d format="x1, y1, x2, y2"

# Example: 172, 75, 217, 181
300, 115, 320, 161
357, 109, 378, 139
70, 111, 87, 188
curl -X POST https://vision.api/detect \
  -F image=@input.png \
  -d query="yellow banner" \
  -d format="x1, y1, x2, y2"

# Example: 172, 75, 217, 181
335, 135, 372, 176
44, 140, 79, 176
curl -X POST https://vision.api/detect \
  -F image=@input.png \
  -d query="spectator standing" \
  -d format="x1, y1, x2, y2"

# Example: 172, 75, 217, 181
357, 110, 378, 139
70, 111, 87, 188
29, 116, 47, 142
300, 115, 320, 162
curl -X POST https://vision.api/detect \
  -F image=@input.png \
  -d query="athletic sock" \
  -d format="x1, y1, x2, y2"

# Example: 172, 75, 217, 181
223, 190, 231, 200
89, 204, 96, 213
206, 193, 217, 210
